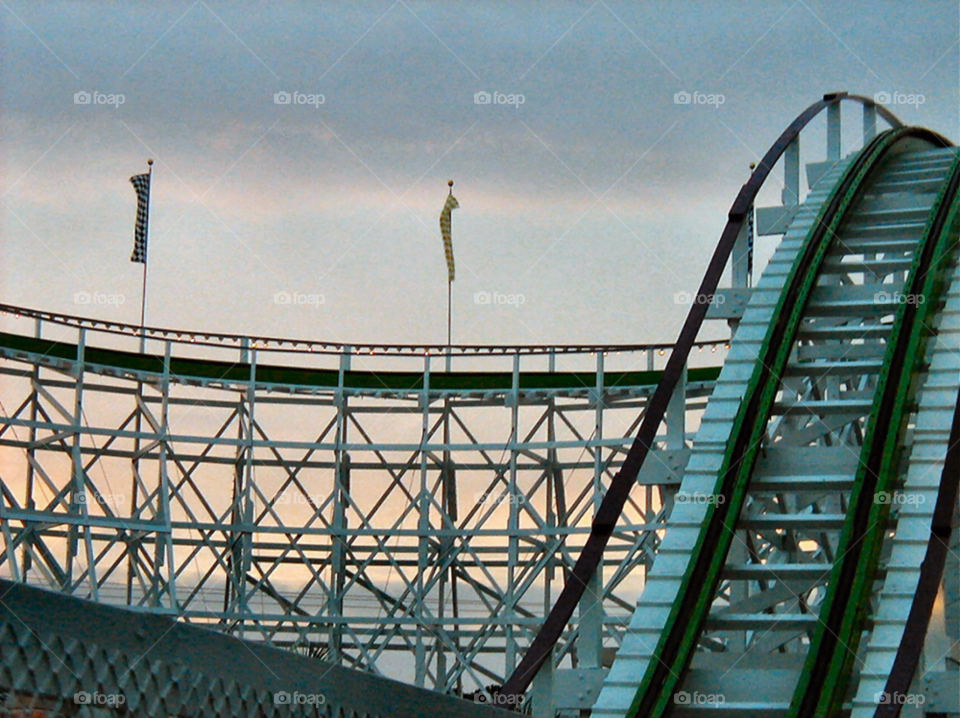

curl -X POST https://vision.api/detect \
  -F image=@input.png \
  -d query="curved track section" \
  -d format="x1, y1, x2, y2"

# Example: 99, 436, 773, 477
0, 307, 724, 691
0, 319, 723, 395
502, 92, 905, 703
594, 131, 960, 716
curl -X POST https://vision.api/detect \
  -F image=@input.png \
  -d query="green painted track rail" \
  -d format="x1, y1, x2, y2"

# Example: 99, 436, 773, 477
628, 126, 957, 716
0, 331, 722, 392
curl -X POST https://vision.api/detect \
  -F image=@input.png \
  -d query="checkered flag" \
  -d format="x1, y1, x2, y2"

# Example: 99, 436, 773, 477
440, 188, 459, 282
130, 172, 151, 263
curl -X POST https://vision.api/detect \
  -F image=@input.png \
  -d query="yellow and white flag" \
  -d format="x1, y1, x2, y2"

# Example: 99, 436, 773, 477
439, 188, 459, 282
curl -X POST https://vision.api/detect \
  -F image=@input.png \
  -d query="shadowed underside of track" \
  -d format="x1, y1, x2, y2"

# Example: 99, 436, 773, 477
592, 132, 960, 716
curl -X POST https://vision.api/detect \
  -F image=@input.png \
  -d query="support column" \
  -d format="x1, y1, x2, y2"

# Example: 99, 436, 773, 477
240, 348, 257, 632
579, 351, 605, 668
782, 137, 800, 207
226, 346, 256, 635
129, 374, 146, 605
157, 341, 177, 610
827, 102, 841, 162
21, 318, 43, 581
332, 346, 351, 665
730, 203, 755, 338
331, 453, 350, 662
862, 102, 877, 143
532, 645, 556, 718
731, 204, 753, 290
546, 351, 564, 619
439, 388, 458, 692
415, 354, 431, 687
666, 361, 687, 450
71, 328, 99, 598
505, 354, 521, 675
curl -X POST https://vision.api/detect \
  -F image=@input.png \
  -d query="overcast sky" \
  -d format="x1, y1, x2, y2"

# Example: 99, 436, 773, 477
2, 1, 957, 348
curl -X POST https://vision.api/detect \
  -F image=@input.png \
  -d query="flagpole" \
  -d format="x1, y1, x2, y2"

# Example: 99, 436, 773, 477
139, 158, 153, 353
446, 278, 452, 370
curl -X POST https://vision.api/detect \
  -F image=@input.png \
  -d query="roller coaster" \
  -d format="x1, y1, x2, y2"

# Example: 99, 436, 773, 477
1, 93, 958, 717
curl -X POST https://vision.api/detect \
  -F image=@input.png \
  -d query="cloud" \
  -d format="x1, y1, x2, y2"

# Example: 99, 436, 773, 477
2, 0, 957, 344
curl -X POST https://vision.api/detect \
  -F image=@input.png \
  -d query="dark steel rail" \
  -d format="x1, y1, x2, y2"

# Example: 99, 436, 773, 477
875, 389, 960, 717
0, 303, 728, 357
500, 92, 903, 700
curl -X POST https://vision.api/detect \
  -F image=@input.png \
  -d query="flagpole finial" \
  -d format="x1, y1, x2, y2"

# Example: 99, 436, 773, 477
147, 158, 154, 166
447, 180, 454, 193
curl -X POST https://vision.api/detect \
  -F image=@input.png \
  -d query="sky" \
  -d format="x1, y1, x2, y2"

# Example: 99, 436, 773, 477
2, 0, 958, 349
1, 1, 958, 689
